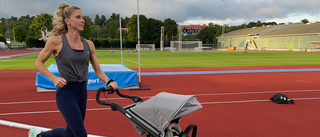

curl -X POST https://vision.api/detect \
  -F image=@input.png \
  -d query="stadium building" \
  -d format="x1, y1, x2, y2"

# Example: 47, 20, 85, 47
217, 22, 320, 51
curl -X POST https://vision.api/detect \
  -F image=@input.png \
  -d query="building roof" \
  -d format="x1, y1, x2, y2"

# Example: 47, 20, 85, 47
220, 25, 278, 37
182, 24, 208, 30
118, 28, 129, 30
262, 23, 320, 36
218, 22, 320, 38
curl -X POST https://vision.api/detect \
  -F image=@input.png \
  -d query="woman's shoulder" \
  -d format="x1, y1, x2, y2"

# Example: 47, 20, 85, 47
45, 35, 63, 50
83, 38, 95, 49
83, 38, 93, 45
47, 35, 62, 45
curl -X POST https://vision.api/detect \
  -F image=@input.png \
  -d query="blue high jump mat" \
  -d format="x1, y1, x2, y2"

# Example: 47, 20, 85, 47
36, 64, 138, 92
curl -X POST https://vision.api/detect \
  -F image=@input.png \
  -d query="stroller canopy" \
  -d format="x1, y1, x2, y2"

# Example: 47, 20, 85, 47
128, 92, 203, 136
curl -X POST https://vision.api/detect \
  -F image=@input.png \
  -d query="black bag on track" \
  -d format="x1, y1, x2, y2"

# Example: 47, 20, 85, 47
270, 93, 294, 104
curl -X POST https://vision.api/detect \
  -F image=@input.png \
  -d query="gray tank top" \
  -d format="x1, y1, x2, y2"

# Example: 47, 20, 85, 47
55, 34, 91, 83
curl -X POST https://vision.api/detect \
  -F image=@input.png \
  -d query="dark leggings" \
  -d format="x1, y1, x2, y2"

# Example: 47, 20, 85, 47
41, 82, 87, 137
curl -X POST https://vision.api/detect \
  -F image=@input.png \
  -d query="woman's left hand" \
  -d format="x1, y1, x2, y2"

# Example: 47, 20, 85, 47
108, 81, 118, 90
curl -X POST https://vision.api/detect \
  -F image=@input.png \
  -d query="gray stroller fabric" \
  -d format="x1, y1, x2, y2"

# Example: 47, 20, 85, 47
128, 92, 203, 137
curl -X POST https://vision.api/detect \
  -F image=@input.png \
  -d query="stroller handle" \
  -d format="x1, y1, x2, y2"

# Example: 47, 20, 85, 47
96, 86, 119, 111
96, 86, 160, 137
96, 86, 143, 111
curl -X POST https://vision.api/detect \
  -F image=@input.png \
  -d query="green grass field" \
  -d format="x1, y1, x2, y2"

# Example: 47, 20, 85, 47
1, 50, 320, 70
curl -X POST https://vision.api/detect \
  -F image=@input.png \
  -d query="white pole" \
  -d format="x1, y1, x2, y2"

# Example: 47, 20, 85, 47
130, 0, 150, 90
4, 0, 11, 48
137, 0, 141, 84
119, 14, 123, 64
221, 0, 226, 49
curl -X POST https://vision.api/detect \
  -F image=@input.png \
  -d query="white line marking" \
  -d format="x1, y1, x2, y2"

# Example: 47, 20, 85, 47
0, 100, 56, 105
123, 58, 139, 65
195, 89, 320, 97
292, 97, 320, 100
239, 59, 272, 64
1, 89, 319, 105
293, 79, 311, 83
1, 97, 320, 116
200, 97, 320, 105
0, 97, 152, 105
0, 110, 60, 116
3, 97, 319, 136
1, 89, 319, 115
0, 108, 110, 116
201, 99, 269, 104
0, 119, 106, 137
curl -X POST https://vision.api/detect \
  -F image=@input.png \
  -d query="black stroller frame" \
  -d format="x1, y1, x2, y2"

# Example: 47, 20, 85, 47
96, 86, 199, 137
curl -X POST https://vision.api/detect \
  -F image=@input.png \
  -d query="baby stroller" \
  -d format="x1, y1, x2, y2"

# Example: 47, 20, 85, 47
96, 86, 203, 137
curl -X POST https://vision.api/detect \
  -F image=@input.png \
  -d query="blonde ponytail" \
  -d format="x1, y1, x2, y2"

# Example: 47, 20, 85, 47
49, 2, 81, 38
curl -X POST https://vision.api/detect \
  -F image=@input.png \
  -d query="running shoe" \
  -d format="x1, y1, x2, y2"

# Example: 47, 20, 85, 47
28, 127, 41, 137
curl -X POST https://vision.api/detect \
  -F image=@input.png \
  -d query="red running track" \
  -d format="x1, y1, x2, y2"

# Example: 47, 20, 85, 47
0, 49, 42, 56
1, 65, 320, 137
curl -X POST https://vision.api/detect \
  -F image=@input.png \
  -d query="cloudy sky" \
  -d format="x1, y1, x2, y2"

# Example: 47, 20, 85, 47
1, 0, 320, 26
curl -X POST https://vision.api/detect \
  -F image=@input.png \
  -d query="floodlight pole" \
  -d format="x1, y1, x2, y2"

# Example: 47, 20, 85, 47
119, 14, 123, 64
137, 0, 141, 84
130, 0, 150, 90
4, 0, 11, 49
221, 0, 226, 49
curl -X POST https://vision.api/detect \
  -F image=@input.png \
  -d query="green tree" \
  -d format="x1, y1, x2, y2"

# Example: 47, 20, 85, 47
246, 22, 257, 28
109, 13, 119, 22
198, 26, 217, 44
106, 13, 119, 26
90, 25, 103, 38
14, 25, 27, 42
28, 13, 52, 39
256, 20, 263, 27
1, 18, 8, 36
105, 20, 118, 38
102, 13, 121, 38
10, 15, 33, 42
147, 18, 162, 44
227, 25, 238, 32
18, 14, 32, 21
238, 23, 247, 29
122, 17, 130, 28
0, 34, 5, 43
163, 18, 177, 39
139, 15, 148, 43
94, 14, 101, 26
127, 15, 138, 42
301, 18, 309, 24
100, 15, 107, 26
18, 19, 32, 34
10, 16, 18, 22
127, 14, 148, 43
262, 21, 277, 26
0, 24, 3, 36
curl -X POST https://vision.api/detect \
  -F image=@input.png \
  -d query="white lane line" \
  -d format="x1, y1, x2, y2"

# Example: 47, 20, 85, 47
195, 89, 320, 97
0, 100, 56, 105
0, 108, 110, 116
1, 97, 320, 116
201, 97, 320, 105
123, 58, 139, 65
0, 119, 106, 137
239, 59, 272, 64
201, 99, 269, 104
0, 96, 152, 105
1, 89, 319, 105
